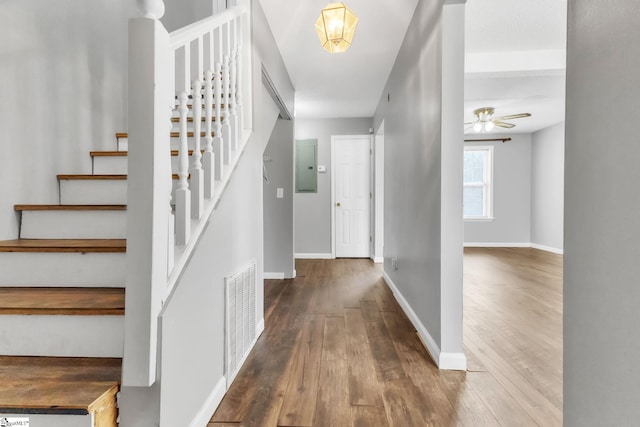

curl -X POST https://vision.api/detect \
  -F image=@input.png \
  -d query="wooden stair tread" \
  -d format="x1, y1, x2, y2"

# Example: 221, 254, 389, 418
170, 116, 220, 122
0, 239, 126, 253
90, 150, 203, 157
116, 131, 216, 139
57, 174, 127, 180
0, 287, 124, 315
57, 173, 187, 180
0, 356, 120, 415
15, 204, 126, 211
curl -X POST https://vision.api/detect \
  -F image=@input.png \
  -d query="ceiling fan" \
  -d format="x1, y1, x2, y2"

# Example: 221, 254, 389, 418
465, 107, 531, 132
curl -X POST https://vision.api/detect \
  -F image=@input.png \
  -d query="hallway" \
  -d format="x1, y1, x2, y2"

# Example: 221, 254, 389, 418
210, 250, 562, 426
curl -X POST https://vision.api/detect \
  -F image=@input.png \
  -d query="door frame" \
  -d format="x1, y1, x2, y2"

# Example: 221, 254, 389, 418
331, 134, 373, 258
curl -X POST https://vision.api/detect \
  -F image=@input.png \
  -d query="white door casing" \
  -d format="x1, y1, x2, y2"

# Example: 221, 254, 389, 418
331, 135, 371, 258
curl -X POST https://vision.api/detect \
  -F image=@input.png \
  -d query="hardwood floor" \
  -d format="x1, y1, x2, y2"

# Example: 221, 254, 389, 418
210, 249, 562, 426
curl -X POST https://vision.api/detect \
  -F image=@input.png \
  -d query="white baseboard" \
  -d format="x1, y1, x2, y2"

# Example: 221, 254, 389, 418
264, 272, 285, 279
189, 376, 226, 427
382, 272, 466, 371
464, 242, 530, 248
294, 253, 334, 259
530, 243, 564, 254
256, 318, 265, 336
373, 256, 384, 263
292, 269, 297, 278
464, 242, 564, 255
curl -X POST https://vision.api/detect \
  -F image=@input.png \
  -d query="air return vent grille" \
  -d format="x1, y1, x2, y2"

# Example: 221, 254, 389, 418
225, 261, 257, 386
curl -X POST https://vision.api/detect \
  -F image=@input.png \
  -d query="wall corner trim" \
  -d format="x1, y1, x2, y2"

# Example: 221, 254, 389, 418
294, 253, 334, 259
530, 243, 564, 254
373, 256, 384, 263
438, 352, 468, 371
264, 272, 285, 279
189, 376, 227, 427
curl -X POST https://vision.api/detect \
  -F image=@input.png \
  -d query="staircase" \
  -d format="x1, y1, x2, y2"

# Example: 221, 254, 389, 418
0, 127, 205, 425
0, 3, 252, 425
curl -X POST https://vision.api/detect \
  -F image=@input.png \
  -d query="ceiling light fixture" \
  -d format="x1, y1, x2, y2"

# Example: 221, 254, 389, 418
315, 2, 358, 53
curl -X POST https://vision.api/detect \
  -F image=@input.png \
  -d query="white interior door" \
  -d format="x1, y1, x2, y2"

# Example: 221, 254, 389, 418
333, 136, 371, 258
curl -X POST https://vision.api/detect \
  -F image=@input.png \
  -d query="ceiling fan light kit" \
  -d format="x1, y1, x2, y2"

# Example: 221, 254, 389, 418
315, 2, 358, 53
466, 107, 531, 133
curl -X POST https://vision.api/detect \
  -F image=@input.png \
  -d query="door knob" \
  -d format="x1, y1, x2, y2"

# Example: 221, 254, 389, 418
336, 202, 341, 207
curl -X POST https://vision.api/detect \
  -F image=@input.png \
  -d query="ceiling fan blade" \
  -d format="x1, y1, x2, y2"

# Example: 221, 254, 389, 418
492, 113, 531, 121
493, 120, 515, 128
464, 121, 475, 125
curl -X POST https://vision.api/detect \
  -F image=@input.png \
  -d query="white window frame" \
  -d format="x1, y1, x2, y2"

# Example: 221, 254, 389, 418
463, 145, 494, 221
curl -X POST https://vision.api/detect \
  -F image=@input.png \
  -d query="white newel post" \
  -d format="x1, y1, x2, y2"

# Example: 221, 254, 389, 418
123, 3, 171, 387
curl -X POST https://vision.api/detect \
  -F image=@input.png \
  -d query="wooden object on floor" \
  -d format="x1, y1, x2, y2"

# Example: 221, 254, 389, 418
210, 251, 563, 427
0, 356, 120, 416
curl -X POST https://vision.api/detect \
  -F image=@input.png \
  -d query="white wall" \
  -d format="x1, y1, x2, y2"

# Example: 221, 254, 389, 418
464, 134, 532, 245
264, 119, 295, 277
531, 122, 564, 252
294, 118, 373, 256
119, 1, 291, 424
564, 1, 640, 425
0, 0, 136, 240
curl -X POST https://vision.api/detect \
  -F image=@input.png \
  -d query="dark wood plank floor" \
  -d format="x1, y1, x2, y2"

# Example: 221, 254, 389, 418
210, 249, 562, 426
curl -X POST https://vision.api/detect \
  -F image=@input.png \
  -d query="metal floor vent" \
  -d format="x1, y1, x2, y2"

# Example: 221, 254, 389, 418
225, 260, 257, 386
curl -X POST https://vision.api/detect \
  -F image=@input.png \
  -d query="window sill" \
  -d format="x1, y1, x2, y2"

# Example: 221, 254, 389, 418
464, 217, 495, 222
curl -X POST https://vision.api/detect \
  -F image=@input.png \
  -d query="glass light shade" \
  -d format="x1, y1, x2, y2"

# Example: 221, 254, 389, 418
315, 2, 358, 53
484, 120, 495, 131
473, 122, 482, 132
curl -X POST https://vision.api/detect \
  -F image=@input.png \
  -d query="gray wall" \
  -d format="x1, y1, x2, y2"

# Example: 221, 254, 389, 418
464, 134, 532, 244
0, 0, 136, 240
162, 0, 226, 32
264, 119, 295, 277
294, 118, 373, 255
372, 0, 443, 346
564, 1, 640, 425
531, 122, 564, 251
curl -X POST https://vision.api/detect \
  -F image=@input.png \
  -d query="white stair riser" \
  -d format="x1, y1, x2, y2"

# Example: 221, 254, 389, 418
60, 179, 182, 206
0, 315, 123, 357
60, 180, 127, 205
93, 155, 182, 175
0, 253, 125, 287
20, 211, 126, 239
93, 156, 127, 175
0, 414, 92, 427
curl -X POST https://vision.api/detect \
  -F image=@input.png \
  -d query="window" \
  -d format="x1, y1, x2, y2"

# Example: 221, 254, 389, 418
464, 146, 493, 219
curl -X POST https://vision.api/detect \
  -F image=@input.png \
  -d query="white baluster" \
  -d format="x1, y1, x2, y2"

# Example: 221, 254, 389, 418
221, 56, 231, 165
234, 45, 243, 140
175, 91, 191, 245
229, 48, 238, 152
203, 70, 215, 198
136, 0, 165, 19
167, 103, 175, 274
213, 62, 225, 179
191, 79, 204, 219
